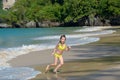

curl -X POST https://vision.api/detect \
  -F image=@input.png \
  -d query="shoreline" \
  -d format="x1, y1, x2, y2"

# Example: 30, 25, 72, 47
8, 26, 120, 67
8, 26, 120, 80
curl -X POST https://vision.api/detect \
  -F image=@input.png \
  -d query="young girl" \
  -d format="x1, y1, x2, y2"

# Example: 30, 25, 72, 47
45, 35, 71, 73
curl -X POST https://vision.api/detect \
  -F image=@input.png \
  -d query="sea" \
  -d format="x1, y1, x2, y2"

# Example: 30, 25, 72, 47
0, 26, 116, 80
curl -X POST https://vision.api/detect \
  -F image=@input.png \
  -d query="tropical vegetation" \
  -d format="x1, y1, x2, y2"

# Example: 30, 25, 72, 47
0, 0, 120, 27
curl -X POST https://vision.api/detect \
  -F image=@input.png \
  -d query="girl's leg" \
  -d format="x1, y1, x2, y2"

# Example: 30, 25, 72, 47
45, 56, 58, 72
54, 56, 64, 73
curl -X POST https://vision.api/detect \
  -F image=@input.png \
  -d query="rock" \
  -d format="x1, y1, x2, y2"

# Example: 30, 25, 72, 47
0, 23, 11, 28
11, 20, 60, 28
38, 21, 60, 27
94, 16, 103, 26
40, 21, 49, 27
26, 21, 36, 28
78, 16, 88, 26
49, 22, 60, 27
12, 22, 21, 28
86, 15, 111, 26
61, 20, 77, 27
103, 19, 111, 26
110, 17, 120, 26
88, 14, 94, 26
25, 20, 60, 28
87, 14, 104, 26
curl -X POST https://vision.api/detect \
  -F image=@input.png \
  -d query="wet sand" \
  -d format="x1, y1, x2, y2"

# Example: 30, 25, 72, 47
8, 26, 120, 80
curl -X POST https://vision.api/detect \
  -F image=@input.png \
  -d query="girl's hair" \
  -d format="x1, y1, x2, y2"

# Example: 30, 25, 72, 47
59, 35, 66, 43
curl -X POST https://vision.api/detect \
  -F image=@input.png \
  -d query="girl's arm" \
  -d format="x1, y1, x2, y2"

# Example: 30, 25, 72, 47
52, 44, 58, 55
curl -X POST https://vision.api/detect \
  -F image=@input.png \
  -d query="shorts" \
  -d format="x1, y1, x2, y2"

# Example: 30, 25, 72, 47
54, 53, 62, 58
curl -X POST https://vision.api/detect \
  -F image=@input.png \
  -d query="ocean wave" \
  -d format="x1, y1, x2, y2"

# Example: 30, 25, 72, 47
0, 37, 99, 68
0, 67, 40, 80
33, 35, 59, 40
0, 29, 115, 69
74, 26, 112, 32
67, 37, 100, 46
0, 44, 54, 66
33, 30, 115, 40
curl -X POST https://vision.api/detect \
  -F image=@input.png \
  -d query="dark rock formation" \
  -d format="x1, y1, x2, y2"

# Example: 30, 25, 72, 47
77, 15, 111, 26
60, 20, 78, 27
12, 22, 21, 28
61, 15, 110, 27
110, 16, 120, 26
3, 15, 120, 28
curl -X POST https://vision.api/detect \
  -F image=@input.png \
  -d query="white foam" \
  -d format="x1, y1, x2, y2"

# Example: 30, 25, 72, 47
33, 30, 116, 40
0, 67, 40, 80
74, 26, 112, 32
0, 45, 41, 80
0, 44, 54, 67
33, 35, 59, 40
0, 36, 100, 69
67, 37, 100, 46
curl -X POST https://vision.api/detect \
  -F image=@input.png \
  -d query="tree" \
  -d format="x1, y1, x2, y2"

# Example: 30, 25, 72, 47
0, 0, 119, 27
62, 0, 95, 22
97, 0, 120, 19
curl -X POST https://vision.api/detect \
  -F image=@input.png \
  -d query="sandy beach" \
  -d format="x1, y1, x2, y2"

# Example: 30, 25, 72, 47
8, 26, 120, 80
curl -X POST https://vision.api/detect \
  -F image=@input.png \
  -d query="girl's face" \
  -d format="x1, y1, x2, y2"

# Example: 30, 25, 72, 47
60, 37, 66, 44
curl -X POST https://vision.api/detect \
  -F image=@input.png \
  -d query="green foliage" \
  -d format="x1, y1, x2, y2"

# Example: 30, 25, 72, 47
0, 0, 8, 20
0, 0, 119, 25
108, 0, 120, 16
63, 0, 95, 22
97, 0, 120, 18
0, 0, 2, 9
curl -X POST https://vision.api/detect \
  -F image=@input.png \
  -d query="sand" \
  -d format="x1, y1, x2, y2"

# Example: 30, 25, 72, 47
8, 26, 120, 80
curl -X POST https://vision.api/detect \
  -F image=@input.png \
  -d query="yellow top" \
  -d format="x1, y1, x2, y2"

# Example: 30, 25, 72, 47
57, 43, 66, 51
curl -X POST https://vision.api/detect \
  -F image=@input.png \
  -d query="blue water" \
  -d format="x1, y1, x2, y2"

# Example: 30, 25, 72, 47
0, 27, 78, 48
0, 27, 116, 80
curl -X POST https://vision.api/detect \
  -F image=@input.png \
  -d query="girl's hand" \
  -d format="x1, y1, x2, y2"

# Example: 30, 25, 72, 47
68, 46, 71, 49
66, 46, 71, 51
68, 46, 71, 50
52, 52, 54, 55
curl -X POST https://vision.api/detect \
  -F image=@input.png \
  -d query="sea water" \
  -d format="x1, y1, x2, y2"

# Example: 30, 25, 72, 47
0, 26, 115, 80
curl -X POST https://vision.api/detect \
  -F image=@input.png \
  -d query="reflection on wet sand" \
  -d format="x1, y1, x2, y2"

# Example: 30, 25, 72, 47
46, 73, 66, 80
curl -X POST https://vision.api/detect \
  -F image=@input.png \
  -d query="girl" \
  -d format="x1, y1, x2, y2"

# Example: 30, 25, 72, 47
45, 35, 71, 73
